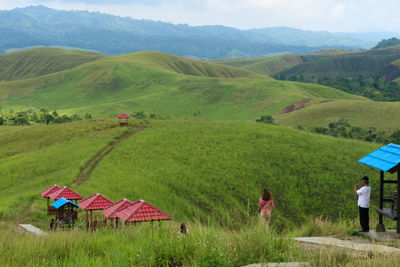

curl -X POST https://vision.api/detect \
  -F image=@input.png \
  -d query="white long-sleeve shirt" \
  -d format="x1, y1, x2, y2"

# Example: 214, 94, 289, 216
356, 185, 371, 208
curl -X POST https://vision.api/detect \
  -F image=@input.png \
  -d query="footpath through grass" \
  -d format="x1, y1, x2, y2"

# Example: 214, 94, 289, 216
0, 119, 136, 220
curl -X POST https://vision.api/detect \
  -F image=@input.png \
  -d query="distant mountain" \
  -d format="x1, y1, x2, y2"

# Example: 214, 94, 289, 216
0, 6, 398, 59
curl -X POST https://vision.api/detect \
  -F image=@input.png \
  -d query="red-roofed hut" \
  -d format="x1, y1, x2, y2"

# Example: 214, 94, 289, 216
48, 186, 83, 201
41, 184, 61, 215
103, 198, 134, 228
118, 113, 130, 127
79, 193, 115, 230
116, 199, 172, 224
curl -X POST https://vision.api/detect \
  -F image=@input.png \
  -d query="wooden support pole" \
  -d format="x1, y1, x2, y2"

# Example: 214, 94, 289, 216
379, 171, 384, 224
86, 210, 89, 231
397, 171, 400, 234
376, 171, 386, 232
90, 210, 94, 232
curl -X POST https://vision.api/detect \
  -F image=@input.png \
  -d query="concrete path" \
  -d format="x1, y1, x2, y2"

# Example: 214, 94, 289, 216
363, 230, 400, 241
296, 237, 400, 254
243, 262, 307, 267
19, 224, 47, 236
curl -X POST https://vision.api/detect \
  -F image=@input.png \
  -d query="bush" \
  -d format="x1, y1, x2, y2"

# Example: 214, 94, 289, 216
256, 115, 274, 124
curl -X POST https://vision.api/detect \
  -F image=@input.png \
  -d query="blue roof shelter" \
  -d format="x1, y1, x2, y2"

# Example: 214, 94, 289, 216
51, 197, 80, 229
359, 143, 400, 233
52, 197, 80, 209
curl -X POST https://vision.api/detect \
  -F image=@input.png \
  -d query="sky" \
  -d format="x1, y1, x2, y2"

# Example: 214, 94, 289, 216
1, 0, 400, 32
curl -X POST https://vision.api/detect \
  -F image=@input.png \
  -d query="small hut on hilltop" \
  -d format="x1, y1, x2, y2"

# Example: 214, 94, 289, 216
118, 113, 130, 127
79, 193, 115, 231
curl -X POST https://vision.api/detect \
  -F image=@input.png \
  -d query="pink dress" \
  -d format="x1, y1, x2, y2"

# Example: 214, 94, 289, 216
259, 198, 274, 223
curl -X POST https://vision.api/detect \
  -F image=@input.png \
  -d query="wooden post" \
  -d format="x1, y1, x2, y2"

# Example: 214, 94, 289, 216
376, 171, 386, 232
397, 171, 400, 234
86, 210, 89, 231
90, 210, 94, 232
116, 218, 119, 229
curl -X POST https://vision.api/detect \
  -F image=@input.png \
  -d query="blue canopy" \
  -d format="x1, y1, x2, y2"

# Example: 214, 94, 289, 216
358, 143, 400, 172
52, 197, 80, 209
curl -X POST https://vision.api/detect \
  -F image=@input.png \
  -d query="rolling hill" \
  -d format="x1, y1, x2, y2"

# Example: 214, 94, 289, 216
0, 48, 363, 122
214, 46, 400, 81
0, 47, 103, 82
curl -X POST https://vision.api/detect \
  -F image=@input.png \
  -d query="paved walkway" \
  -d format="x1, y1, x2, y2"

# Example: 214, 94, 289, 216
19, 224, 47, 236
243, 263, 307, 267
296, 236, 400, 254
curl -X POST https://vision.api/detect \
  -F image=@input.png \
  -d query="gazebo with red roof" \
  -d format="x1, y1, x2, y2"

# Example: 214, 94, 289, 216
41, 184, 61, 215
117, 113, 130, 127
48, 186, 83, 202
79, 193, 115, 230
116, 199, 172, 224
103, 198, 134, 228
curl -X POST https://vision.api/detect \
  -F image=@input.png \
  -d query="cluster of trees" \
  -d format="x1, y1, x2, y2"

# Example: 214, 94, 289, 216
0, 108, 92, 126
276, 73, 400, 101
296, 119, 400, 144
256, 115, 274, 124
374, 37, 400, 49
131, 111, 162, 120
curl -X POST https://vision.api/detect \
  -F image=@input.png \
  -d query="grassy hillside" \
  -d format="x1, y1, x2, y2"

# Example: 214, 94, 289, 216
0, 49, 362, 121
0, 47, 103, 81
213, 54, 307, 76
212, 50, 357, 76
0, 119, 128, 218
275, 99, 400, 131
276, 46, 400, 80
1, 119, 386, 228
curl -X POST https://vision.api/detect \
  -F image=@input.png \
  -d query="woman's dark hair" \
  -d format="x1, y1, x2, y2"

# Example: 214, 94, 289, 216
180, 223, 186, 233
262, 189, 271, 201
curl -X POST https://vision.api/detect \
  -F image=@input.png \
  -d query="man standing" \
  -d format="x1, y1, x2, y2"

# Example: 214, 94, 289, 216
354, 176, 371, 232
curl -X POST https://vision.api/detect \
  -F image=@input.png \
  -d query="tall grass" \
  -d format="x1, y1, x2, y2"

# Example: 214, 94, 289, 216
0, 218, 304, 267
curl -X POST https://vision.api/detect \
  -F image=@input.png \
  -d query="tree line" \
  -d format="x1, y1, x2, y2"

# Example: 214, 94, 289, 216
275, 73, 400, 102
0, 108, 92, 126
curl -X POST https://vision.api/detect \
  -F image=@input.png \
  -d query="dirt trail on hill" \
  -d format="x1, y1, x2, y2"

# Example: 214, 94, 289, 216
72, 124, 148, 187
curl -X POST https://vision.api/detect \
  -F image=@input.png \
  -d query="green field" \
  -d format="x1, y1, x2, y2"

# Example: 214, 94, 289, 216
0, 119, 387, 226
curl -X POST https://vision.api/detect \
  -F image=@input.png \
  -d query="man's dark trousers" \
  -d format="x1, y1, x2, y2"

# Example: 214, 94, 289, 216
359, 206, 369, 232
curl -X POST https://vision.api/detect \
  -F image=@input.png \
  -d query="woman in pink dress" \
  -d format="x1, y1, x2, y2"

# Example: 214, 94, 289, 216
258, 189, 274, 225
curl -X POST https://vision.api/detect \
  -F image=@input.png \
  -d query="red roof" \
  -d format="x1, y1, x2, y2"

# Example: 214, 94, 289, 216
78, 193, 114, 211
115, 200, 172, 222
41, 184, 61, 198
48, 186, 83, 200
117, 113, 130, 119
103, 198, 134, 218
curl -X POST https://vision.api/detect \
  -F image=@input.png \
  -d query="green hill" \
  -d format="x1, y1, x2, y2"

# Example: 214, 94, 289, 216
275, 99, 400, 131
212, 54, 307, 76
0, 48, 362, 121
0, 119, 381, 227
0, 47, 103, 81
276, 46, 400, 80
212, 49, 358, 76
